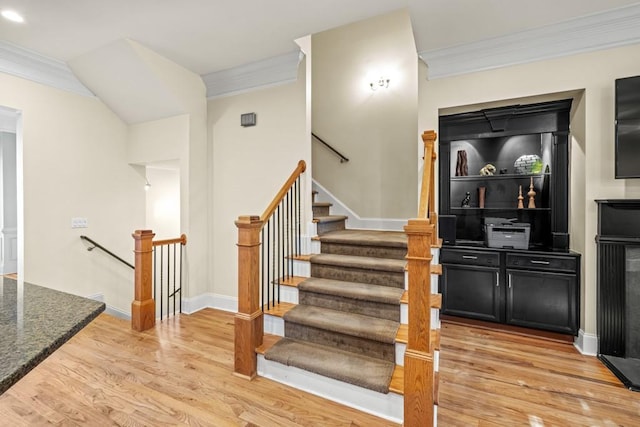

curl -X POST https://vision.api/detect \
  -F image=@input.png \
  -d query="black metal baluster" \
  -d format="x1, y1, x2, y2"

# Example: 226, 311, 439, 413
261, 227, 265, 312
153, 247, 157, 312
166, 244, 170, 319
160, 245, 164, 321
179, 242, 183, 313
270, 217, 274, 310
282, 192, 290, 280
173, 243, 176, 317
296, 177, 301, 257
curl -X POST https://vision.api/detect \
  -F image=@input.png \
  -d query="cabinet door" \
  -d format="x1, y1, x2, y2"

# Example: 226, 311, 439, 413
442, 264, 501, 322
506, 269, 578, 334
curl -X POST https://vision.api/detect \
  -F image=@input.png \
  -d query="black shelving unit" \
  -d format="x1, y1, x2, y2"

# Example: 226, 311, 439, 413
437, 99, 580, 336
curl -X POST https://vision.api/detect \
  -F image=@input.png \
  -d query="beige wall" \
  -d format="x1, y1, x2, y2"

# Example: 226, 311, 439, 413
419, 42, 640, 335
208, 61, 309, 300
127, 42, 210, 299
312, 10, 418, 219
0, 72, 145, 313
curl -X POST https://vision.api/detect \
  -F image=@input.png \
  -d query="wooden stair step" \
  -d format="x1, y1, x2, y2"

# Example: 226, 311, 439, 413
276, 276, 306, 287
389, 365, 404, 395
288, 254, 313, 262
395, 325, 440, 350
256, 334, 282, 355
263, 302, 296, 318
399, 292, 443, 309
403, 264, 442, 275
431, 293, 442, 309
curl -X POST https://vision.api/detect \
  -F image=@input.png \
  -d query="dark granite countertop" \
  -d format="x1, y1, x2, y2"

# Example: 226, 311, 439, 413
0, 277, 105, 394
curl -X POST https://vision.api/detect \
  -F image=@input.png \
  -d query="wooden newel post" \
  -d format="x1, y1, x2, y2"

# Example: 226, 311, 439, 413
234, 215, 264, 379
404, 218, 435, 426
132, 229, 156, 332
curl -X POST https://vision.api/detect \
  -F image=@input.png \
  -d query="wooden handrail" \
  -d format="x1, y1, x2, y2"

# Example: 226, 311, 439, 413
418, 130, 437, 219
235, 160, 307, 379
153, 234, 187, 247
261, 160, 306, 224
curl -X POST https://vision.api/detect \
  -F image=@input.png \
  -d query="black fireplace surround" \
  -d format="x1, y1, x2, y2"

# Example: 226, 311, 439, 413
596, 199, 640, 391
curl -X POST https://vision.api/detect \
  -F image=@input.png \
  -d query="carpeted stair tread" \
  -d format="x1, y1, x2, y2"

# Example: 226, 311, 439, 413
264, 337, 395, 394
284, 305, 399, 344
310, 253, 406, 272
314, 215, 348, 223
318, 229, 407, 248
299, 277, 404, 305
313, 202, 332, 207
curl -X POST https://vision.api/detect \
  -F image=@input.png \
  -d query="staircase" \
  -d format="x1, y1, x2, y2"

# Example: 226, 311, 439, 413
256, 197, 440, 423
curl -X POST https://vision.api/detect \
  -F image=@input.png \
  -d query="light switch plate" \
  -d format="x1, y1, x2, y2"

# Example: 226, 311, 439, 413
71, 217, 88, 228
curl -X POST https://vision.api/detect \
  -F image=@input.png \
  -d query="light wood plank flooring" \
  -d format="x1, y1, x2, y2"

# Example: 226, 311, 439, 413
1, 309, 638, 426
437, 321, 640, 426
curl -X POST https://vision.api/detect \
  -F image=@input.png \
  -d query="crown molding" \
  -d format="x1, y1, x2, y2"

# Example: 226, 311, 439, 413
0, 41, 94, 97
203, 50, 302, 99
419, 3, 640, 79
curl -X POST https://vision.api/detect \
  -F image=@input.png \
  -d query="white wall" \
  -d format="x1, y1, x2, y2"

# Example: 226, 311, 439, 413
312, 10, 418, 219
0, 131, 17, 274
126, 41, 210, 299
208, 60, 309, 302
0, 72, 144, 313
145, 166, 180, 240
419, 42, 640, 336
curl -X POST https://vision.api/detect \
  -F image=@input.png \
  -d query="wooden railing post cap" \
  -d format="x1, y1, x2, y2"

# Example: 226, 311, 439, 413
132, 229, 155, 239
404, 218, 434, 233
235, 215, 262, 227
422, 130, 437, 141
298, 160, 307, 172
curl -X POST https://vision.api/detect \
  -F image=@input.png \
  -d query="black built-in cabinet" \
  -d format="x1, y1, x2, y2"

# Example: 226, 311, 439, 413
438, 100, 580, 335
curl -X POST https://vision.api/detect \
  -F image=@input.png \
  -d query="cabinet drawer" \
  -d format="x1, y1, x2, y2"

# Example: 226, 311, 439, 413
441, 249, 500, 267
506, 253, 577, 273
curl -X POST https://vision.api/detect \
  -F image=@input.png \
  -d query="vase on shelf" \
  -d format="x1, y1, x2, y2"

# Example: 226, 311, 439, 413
527, 177, 536, 208
478, 186, 486, 209
455, 149, 468, 176
517, 185, 524, 209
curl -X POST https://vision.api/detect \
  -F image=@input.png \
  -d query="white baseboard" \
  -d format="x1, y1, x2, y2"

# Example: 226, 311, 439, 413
182, 293, 238, 314
574, 329, 598, 356
312, 180, 407, 231
86, 293, 131, 320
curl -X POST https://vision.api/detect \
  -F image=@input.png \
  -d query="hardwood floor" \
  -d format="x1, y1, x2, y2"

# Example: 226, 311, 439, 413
0, 309, 397, 426
1, 308, 638, 426
437, 321, 640, 426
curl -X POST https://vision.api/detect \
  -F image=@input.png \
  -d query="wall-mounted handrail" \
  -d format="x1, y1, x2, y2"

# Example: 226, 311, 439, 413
312, 132, 349, 163
81, 235, 134, 269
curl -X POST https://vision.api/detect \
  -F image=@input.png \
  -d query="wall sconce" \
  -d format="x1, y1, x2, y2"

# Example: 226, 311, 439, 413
370, 77, 390, 91
144, 178, 151, 191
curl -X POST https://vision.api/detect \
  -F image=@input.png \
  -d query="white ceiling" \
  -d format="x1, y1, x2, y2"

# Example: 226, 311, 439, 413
1, 0, 639, 76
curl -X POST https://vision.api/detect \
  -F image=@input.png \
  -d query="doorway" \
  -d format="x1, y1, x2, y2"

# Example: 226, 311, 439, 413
0, 106, 20, 277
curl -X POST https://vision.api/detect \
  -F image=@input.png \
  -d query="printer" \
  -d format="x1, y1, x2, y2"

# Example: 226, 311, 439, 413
484, 217, 531, 250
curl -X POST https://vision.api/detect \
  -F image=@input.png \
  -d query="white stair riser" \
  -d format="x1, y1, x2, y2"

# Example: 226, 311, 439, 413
258, 355, 403, 424
264, 314, 285, 336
